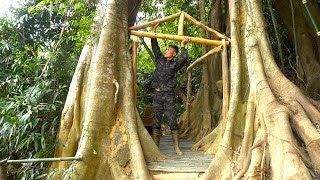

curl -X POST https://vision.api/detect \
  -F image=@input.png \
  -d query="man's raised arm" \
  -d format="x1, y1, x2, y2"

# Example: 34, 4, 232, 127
151, 23, 162, 60
176, 37, 190, 71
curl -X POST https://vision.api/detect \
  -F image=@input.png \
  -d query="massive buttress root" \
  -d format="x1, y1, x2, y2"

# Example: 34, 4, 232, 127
50, 0, 163, 179
192, 0, 320, 179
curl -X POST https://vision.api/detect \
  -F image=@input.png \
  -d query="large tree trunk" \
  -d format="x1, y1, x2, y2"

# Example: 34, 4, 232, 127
50, 0, 320, 179
50, 0, 163, 179
180, 0, 320, 179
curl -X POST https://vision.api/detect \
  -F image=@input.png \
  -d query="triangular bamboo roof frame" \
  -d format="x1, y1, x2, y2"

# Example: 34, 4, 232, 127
129, 11, 230, 46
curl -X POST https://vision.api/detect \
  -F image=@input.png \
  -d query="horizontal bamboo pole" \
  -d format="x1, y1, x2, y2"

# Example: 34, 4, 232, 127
184, 13, 229, 40
178, 12, 185, 36
129, 12, 181, 30
1, 157, 82, 164
187, 45, 223, 71
130, 31, 228, 46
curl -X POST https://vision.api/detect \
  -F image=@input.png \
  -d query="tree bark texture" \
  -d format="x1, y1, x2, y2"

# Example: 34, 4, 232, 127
274, 0, 320, 83
182, 0, 320, 179
50, 0, 163, 179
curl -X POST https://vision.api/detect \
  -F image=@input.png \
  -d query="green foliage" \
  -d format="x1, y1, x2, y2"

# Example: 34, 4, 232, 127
262, 0, 301, 86
0, 0, 95, 178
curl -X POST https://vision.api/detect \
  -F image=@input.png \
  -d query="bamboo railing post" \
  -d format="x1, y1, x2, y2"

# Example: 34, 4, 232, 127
178, 12, 185, 36
222, 39, 229, 120
130, 31, 228, 46
186, 71, 192, 128
129, 12, 181, 30
132, 41, 139, 100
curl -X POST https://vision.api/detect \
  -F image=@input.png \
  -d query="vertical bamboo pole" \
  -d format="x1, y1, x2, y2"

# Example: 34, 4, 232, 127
222, 39, 229, 120
132, 41, 139, 100
186, 71, 192, 128
178, 12, 185, 36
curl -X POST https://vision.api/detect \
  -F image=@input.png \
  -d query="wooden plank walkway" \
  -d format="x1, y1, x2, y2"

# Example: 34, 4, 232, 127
147, 135, 213, 173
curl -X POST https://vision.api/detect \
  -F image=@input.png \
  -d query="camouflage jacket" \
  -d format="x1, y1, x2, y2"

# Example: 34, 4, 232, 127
151, 38, 188, 91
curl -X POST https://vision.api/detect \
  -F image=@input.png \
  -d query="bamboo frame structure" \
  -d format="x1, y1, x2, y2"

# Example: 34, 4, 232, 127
132, 41, 139, 100
129, 11, 230, 41
187, 45, 223, 71
129, 12, 182, 30
221, 39, 229, 120
131, 31, 228, 46
185, 45, 223, 125
178, 12, 185, 36
183, 13, 229, 40
129, 12, 231, 127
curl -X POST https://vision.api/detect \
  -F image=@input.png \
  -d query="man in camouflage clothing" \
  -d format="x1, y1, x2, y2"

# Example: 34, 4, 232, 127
151, 23, 190, 155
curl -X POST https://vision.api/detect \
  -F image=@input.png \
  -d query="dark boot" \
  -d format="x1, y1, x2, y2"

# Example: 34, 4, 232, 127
152, 128, 160, 147
172, 130, 183, 155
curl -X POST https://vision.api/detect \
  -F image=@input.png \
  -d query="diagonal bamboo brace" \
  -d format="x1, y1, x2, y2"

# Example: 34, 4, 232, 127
184, 13, 229, 40
130, 31, 228, 46
187, 45, 223, 71
129, 12, 182, 30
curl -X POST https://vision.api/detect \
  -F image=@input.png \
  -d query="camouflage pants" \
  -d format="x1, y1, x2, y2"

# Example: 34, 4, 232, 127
152, 90, 178, 130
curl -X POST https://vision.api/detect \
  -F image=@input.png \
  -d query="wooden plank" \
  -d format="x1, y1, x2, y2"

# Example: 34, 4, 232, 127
147, 135, 213, 174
